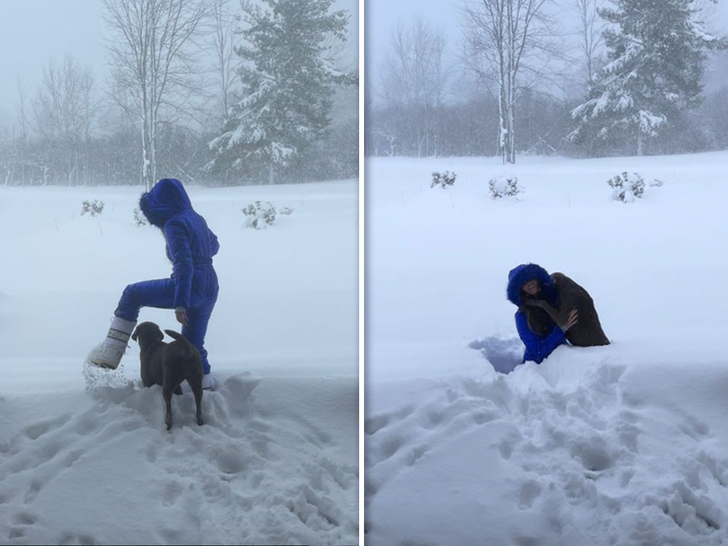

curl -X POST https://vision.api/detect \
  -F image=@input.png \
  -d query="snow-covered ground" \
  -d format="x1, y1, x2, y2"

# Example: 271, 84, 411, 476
0, 180, 359, 545
365, 152, 728, 546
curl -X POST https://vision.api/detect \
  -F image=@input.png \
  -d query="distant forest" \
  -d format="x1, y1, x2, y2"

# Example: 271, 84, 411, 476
0, 0, 358, 188
366, 0, 728, 162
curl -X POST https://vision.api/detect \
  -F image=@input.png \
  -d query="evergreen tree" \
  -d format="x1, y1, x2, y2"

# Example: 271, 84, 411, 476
569, 0, 726, 156
207, 0, 357, 184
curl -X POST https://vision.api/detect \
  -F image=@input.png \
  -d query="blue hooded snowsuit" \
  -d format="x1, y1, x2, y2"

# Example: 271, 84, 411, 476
115, 178, 220, 374
507, 264, 567, 364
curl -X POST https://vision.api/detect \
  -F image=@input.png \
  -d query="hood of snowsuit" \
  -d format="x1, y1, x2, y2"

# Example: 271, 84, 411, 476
139, 178, 193, 228
506, 263, 557, 307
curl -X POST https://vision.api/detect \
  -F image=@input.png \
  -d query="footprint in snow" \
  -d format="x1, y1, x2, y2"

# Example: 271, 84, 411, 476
23, 414, 72, 441
518, 479, 543, 510
365, 414, 390, 436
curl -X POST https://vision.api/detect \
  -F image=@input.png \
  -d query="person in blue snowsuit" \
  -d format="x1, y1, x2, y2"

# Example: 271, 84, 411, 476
506, 263, 578, 364
88, 178, 220, 389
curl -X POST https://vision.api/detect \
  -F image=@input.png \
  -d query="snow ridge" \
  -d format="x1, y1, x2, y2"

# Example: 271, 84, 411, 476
366, 354, 728, 546
0, 374, 358, 545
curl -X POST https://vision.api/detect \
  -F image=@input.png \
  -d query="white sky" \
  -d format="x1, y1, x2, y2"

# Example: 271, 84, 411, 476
0, 0, 358, 125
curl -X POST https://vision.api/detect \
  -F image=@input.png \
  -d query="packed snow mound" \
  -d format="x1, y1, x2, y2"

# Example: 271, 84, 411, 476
366, 354, 728, 546
0, 374, 359, 545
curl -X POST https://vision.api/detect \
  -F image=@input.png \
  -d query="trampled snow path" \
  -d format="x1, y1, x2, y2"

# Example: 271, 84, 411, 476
366, 348, 728, 546
0, 373, 358, 545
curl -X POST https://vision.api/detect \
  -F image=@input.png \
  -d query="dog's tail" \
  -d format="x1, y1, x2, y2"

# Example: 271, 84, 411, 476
164, 329, 195, 358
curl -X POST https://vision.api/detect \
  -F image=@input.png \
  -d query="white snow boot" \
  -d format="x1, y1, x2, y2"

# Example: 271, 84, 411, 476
202, 373, 217, 391
86, 316, 137, 370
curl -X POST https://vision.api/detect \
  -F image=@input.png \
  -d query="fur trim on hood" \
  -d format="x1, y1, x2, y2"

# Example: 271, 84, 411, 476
507, 263, 557, 307
139, 178, 192, 229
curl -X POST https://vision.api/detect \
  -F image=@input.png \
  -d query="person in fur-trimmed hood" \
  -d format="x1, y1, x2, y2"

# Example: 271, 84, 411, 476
507, 263, 610, 365
87, 178, 220, 390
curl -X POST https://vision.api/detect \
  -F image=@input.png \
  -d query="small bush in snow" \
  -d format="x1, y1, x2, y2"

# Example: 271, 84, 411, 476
133, 208, 147, 226
81, 200, 105, 216
279, 206, 294, 216
607, 172, 645, 203
242, 201, 276, 229
650, 178, 664, 188
431, 171, 456, 189
488, 176, 521, 199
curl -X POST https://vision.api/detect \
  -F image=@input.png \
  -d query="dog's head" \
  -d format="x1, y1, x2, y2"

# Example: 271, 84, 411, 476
131, 321, 165, 343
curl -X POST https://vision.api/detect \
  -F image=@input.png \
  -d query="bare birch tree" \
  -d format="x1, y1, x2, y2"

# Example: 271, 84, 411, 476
103, 0, 210, 190
32, 56, 95, 185
576, 0, 603, 87
210, 0, 237, 122
462, 0, 556, 163
16, 78, 29, 186
0, 127, 16, 186
381, 18, 449, 156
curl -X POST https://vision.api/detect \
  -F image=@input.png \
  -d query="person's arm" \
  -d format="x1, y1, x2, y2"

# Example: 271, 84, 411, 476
164, 219, 193, 313
516, 312, 566, 364
209, 228, 220, 257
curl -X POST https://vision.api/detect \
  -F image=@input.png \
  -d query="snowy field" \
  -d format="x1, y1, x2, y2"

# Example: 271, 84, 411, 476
365, 152, 728, 545
0, 180, 359, 545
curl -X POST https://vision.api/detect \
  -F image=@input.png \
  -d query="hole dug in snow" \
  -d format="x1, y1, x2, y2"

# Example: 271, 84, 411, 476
579, 444, 614, 473
470, 336, 523, 374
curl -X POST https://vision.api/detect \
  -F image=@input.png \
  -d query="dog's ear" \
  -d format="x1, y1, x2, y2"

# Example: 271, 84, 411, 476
152, 326, 164, 341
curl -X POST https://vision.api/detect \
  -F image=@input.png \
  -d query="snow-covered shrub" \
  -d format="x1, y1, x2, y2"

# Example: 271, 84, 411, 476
649, 178, 664, 188
607, 172, 645, 203
242, 201, 276, 229
488, 176, 521, 199
133, 208, 147, 226
81, 200, 104, 216
279, 206, 294, 216
431, 171, 456, 189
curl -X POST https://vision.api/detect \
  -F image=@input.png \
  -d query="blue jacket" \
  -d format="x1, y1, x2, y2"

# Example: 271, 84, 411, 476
507, 263, 567, 364
139, 178, 220, 310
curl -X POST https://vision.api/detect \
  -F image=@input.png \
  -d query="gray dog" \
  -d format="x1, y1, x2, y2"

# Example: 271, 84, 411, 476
131, 322, 204, 430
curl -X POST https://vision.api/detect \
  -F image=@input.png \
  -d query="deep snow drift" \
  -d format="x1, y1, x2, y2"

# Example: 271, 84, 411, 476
365, 153, 728, 546
0, 180, 358, 545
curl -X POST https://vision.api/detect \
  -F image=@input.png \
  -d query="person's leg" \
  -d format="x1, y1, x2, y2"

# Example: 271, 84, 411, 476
115, 279, 176, 321
182, 295, 217, 375
88, 279, 177, 369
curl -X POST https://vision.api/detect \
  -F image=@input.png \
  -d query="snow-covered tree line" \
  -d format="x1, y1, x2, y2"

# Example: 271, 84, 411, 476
366, 0, 728, 160
0, 0, 357, 187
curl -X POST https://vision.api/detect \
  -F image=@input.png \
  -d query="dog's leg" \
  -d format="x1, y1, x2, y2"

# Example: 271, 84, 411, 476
162, 383, 176, 430
189, 376, 204, 426
526, 299, 569, 328
173, 385, 183, 396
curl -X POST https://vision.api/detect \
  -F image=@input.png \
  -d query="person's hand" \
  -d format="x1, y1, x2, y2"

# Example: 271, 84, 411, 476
562, 308, 578, 332
175, 309, 189, 326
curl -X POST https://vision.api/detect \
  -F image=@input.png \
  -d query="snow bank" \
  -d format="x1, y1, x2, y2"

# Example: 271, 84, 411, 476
365, 153, 728, 545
